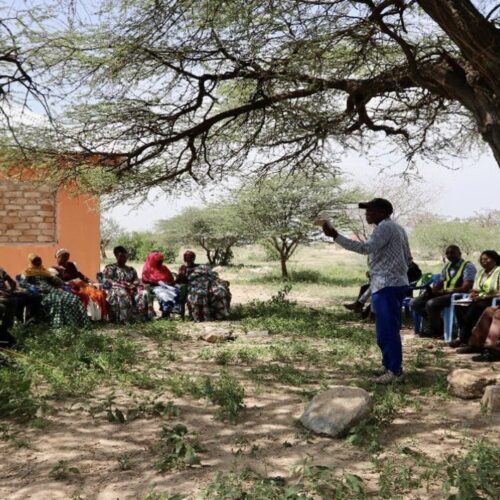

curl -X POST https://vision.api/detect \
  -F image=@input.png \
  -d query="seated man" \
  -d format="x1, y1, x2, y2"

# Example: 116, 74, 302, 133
345, 261, 422, 319
411, 245, 476, 337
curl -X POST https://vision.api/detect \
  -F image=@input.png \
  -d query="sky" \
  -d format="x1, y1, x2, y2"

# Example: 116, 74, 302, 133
106, 148, 500, 231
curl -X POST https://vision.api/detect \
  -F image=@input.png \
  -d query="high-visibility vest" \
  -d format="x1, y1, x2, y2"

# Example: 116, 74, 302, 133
442, 260, 470, 290
473, 266, 500, 297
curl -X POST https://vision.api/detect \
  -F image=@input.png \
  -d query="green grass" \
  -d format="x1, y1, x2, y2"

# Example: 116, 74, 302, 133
165, 370, 246, 423
248, 267, 367, 288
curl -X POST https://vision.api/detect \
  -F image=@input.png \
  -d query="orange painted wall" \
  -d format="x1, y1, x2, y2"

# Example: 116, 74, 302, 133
0, 189, 100, 278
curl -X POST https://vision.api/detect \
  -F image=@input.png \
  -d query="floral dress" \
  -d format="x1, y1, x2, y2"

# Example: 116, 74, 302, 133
184, 265, 231, 322
103, 264, 153, 323
20, 275, 90, 329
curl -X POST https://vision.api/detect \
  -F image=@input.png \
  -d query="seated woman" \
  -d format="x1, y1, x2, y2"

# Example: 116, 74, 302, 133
20, 254, 90, 329
464, 306, 500, 362
103, 246, 153, 323
454, 250, 500, 350
176, 250, 231, 322
141, 251, 180, 319
0, 266, 42, 343
52, 248, 108, 321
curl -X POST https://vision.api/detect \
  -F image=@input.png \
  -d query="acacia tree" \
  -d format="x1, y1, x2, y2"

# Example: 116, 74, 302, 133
156, 204, 246, 265
0, 11, 47, 132
344, 176, 436, 240
235, 175, 359, 278
9, 0, 500, 198
100, 216, 122, 258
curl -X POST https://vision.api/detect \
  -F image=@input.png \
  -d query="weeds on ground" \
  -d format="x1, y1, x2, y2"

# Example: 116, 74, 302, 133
153, 424, 201, 472
0, 365, 40, 420
373, 440, 500, 499
232, 296, 373, 348
117, 454, 131, 471
203, 369, 245, 423
0, 423, 31, 448
49, 460, 80, 481
88, 394, 180, 423
129, 321, 187, 342
165, 370, 245, 423
200, 340, 322, 367
249, 364, 315, 386
144, 490, 183, 500
347, 386, 410, 452
202, 462, 366, 499
12, 325, 139, 399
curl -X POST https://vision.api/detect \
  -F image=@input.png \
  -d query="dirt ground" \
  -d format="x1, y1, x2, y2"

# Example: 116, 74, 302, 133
0, 248, 499, 499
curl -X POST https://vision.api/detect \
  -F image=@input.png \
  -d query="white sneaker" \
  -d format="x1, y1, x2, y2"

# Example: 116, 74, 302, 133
373, 371, 405, 385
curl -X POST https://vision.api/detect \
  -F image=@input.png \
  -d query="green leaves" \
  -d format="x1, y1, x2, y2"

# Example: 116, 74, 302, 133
154, 423, 202, 472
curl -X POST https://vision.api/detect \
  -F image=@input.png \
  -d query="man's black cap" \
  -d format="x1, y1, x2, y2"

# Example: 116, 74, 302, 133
358, 198, 393, 215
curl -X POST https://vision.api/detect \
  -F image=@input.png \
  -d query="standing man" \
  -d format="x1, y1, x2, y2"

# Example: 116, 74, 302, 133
322, 198, 412, 384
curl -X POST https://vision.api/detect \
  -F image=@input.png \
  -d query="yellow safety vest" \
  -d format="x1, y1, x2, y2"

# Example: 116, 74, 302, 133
443, 260, 469, 290
474, 266, 500, 297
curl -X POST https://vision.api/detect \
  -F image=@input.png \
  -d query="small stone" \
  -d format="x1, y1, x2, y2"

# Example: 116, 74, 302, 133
481, 385, 500, 414
199, 328, 234, 343
245, 330, 270, 338
300, 386, 372, 438
448, 369, 498, 399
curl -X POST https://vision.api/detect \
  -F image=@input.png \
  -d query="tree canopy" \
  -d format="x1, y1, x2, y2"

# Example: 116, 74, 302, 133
235, 175, 359, 277
4, 1, 500, 199
156, 204, 246, 265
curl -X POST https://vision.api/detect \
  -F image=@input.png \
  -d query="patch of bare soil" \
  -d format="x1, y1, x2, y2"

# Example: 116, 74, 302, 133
0, 311, 499, 498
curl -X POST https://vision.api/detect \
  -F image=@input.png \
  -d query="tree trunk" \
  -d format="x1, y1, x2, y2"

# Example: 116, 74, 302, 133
415, 0, 500, 165
280, 253, 289, 279
100, 243, 107, 259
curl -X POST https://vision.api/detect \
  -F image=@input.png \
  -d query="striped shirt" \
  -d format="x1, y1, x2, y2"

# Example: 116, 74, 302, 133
334, 218, 412, 294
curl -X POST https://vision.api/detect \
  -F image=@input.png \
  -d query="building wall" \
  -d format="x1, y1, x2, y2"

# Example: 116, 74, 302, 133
0, 180, 100, 278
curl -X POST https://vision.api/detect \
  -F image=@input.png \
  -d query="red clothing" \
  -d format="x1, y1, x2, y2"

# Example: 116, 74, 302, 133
142, 252, 174, 285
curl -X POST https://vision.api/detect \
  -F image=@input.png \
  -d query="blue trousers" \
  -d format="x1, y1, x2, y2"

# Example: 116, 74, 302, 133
371, 286, 408, 375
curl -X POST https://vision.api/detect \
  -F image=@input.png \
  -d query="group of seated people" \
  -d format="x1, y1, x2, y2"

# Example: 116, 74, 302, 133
345, 245, 500, 363
0, 247, 231, 346
412, 246, 500, 362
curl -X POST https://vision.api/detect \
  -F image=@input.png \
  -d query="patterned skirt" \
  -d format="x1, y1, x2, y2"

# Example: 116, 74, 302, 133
41, 289, 91, 329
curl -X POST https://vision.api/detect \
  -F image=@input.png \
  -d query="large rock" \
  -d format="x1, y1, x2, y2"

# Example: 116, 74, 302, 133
481, 385, 500, 414
447, 369, 498, 399
300, 386, 372, 438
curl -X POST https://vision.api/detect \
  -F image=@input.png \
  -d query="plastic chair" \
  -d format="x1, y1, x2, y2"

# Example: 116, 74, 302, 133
442, 293, 471, 342
442, 295, 500, 343
406, 273, 442, 334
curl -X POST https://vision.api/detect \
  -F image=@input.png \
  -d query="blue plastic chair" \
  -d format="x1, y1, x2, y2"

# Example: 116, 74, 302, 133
443, 295, 500, 342
407, 273, 442, 334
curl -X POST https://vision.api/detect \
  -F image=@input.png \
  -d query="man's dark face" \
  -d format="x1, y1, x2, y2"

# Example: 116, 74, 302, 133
365, 207, 388, 225
445, 247, 461, 263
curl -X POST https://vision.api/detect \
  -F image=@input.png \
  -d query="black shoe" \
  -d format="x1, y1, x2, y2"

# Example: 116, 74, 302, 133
343, 302, 363, 313
472, 349, 500, 362
449, 338, 464, 348
456, 345, 481, 354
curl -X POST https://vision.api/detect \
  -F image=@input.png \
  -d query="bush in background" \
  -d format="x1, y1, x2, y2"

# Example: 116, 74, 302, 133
114, 232, 178, 262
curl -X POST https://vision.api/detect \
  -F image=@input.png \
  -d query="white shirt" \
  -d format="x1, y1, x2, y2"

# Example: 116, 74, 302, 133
334, 218, 412, 294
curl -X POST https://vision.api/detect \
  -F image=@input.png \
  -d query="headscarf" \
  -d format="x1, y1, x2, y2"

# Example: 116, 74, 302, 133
55, 248, 70, 259
142, 251, 174, 284
23, 253, 55, 278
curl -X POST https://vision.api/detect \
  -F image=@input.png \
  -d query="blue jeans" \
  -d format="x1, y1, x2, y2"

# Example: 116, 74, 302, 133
371, 286, 408, 375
